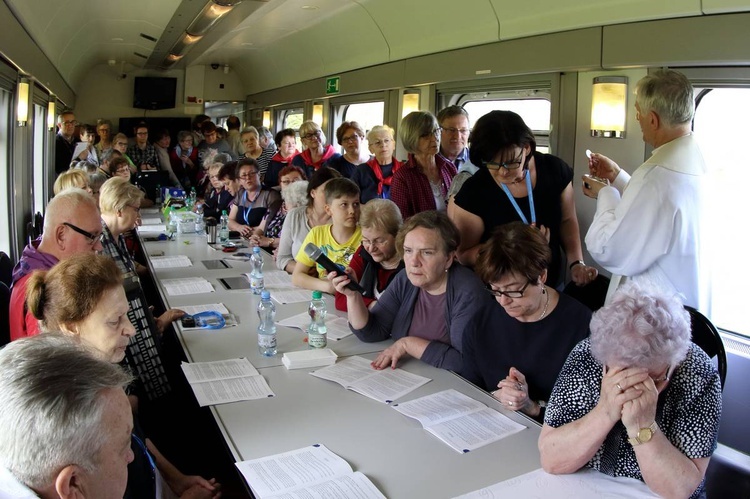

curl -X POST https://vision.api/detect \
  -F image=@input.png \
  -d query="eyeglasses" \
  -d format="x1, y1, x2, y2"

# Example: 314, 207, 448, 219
341, 135, 362, 143
362, 237, 389, 248
301, 131, 321, 140
484, 151, 525, 171
136, 132, 149, 136
63, 222, 103, 246
62, 120, 78, 126
280, 178, 302, 186
485, 280, 532, 298
419, 128, 441, 139
441, 127, 470, 136
371, 139, 392, 147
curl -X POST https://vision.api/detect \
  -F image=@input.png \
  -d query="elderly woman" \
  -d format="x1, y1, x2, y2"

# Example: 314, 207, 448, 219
25, 253, 221, 499
461, 222, 591, 421
202, 162, 233, 220
539, 282, 721, 499
53, 168, 92, 195
448, 110, 596, 288
217, 160, 241, 200
264, 128, 299, 188
332, 198, 404, 312
241, 126, 276, 180
390, 112, 457, 219
276, 167, 340, 273
249, 165, 306, 250
169, 130, 199, 188
292, 120, 341, 179
88, 172, 107, 205
351, 125, 402, 203
331, 211, 491, 372
226, 158, 281, 238
326, 121, 371, 178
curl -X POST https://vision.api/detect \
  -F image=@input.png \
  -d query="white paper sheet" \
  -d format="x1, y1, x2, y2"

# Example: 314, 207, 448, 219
137, 224, 167, 233
277, 311, 352, 340
311, 356, 431, 403
141, 208, 161, 215
453, 467, 660, 499
393, 389, 526, 453
179, 303, 230, 315
151, 255, 192, 268
271, 289, 315, 304
189, 376, 274, 406
262, 270, 297, 290
162, 277, 214, 295
180, 358, 259, 384
235, 445, 385, 499
140, 217, 163, 225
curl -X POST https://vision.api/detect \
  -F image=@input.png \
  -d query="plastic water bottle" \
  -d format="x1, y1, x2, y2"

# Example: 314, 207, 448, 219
307, 290, 327, 348
219, 210, 229, 243
194, 203, 205, 234
250, 246, 264, 294
155, 184, 162, 206
257, 290, 277, 356
187, 187, 197, 210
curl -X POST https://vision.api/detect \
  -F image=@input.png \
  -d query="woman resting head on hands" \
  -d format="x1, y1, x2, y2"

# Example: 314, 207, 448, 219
333, 198, 404, 312
26, 253, 221, 499
539, 282, 721, 499
330, 210, 491, 372
461, 222, 591, 420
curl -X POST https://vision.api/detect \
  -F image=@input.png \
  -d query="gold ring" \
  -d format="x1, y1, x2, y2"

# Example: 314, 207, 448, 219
508, 401, 514, 406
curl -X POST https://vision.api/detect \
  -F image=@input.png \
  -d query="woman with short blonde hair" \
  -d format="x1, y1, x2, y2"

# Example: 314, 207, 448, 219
53, 169, 91, 196
291, 120, 341, 179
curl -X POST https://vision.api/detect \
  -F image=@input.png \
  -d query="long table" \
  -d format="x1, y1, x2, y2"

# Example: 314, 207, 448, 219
142, 228, 544, 498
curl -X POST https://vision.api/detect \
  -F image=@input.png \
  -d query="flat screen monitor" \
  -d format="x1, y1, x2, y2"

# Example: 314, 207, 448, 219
133, 77, 177, 110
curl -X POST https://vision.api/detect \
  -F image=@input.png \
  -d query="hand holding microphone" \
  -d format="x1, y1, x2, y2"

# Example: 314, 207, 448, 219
304, 243, 364, 293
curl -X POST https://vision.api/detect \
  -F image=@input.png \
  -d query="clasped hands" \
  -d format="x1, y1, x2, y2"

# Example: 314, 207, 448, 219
492, 367, 542, 417
599, 366, 661, 437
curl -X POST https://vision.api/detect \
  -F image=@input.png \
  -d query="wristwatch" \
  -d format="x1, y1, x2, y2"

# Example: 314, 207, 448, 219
628, 422, 658, 446
569, 260, 585, 270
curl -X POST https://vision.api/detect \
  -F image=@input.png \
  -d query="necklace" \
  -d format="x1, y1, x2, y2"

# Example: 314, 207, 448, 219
538, 287, 550, 321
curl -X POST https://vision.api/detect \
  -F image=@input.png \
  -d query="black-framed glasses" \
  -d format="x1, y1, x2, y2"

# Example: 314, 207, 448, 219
485, 280, 532, 298
440, 127, 470, 136
341, 135, 362, 143
483, 151, 525, 171
63, 222, 103, 246
302, 131, 321, 140
419, 128, 441, 139
239, 170, 259, 178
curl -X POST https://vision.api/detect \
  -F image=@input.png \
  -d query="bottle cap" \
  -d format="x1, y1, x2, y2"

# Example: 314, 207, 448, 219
312, 290, 323, 299
253, 246, 261, 254
261, 290, 270, 299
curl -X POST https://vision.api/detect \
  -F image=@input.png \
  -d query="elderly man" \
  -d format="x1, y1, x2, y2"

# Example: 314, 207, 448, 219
583, 69, 710, 313
439, 106, 478, 198
0, 334, 133, 498
9, 188, 103, 340
54, 111, 79, 174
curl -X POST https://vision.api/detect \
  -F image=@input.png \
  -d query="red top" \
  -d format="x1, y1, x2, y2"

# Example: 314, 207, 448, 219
9, 274, 40, 341
335, 246, 403, 311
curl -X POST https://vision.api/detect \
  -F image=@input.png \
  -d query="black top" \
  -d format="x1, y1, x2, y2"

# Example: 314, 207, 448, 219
55, 133, 79, 174
351, 161, 395, 204
460, 292, 591, 417
454, 152, 573, 287
324, 155, 360, 178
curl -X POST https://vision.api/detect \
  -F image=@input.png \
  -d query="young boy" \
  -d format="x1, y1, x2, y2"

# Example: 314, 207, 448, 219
292, 178, 362, 294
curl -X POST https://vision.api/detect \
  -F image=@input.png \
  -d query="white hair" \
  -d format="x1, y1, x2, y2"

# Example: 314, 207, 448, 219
282, 180, 309, 209
0, 334, 132, 488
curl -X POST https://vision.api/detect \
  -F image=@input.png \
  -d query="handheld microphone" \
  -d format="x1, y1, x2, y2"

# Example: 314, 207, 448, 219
304, 242, 364, 293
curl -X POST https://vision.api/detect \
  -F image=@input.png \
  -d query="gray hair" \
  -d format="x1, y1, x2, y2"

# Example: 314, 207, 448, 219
281, 180, 309, 209
213, 153, 232, 166
257, 126, 274, 142
88, 172, 107, 193
43, 188, 99, 235
635, 69, 695, 127
177, 130, 194, 144
437, 105, 469, 124
590, 281, 691, 371
0, 334, 132, 488
399, 111, 439, 154
241, 126, 259, 139
360, 198, 403, 236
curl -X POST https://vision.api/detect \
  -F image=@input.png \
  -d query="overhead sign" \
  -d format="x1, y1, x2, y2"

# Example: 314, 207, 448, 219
326, 76, 340, 95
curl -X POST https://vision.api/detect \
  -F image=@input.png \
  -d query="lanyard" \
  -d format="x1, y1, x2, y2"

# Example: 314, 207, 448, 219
242, 189, 261, 225
499, 170, 536, 226
131, 433, 156, 480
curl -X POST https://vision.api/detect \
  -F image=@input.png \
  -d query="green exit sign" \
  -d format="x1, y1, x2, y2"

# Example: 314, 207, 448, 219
326, 76, 340, 95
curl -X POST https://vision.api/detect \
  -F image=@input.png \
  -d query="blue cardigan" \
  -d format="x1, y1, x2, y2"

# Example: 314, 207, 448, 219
350, 264, 492, 371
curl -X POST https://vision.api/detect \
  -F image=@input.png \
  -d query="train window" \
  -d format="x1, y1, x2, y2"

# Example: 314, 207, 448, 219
32, 103, 45, 216
0, 88, 10, 255
331, 101, 385, 151
692, 87, 750, 338
461, 98, 551, 153
277, 107, 304, 150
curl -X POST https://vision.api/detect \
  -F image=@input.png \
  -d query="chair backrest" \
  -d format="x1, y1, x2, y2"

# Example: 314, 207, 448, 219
0, 281, 10, 347
685, 305, 727, 390
0, 251, 12, 288
562, 274, 610, 312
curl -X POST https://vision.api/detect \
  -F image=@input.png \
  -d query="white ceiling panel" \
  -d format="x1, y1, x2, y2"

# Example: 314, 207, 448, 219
491, 0, 702, 40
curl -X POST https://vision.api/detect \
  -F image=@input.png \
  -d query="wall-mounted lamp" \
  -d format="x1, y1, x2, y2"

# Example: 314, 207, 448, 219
262, 110, 271, 128
47, 98, 56, 131
591, 76, 627, 138
402, 91, 420, 118
16, 78, 29, 127
312, 103, 323, 126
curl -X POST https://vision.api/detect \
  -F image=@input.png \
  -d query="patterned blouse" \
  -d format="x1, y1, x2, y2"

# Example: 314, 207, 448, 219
545, 339, 722, 499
